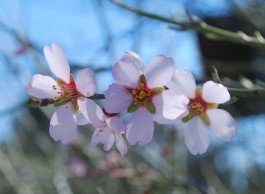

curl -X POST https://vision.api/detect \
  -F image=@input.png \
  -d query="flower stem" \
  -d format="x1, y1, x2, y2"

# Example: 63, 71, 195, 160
88, 93, 105, 100
228, 88, 265, 98
109, 0, 265, 49
28, 93, 105, 107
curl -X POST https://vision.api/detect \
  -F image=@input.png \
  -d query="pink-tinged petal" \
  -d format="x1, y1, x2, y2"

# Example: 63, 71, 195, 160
78, 98, 105, 128
152, 90, 189, 121
126, 107, 154, 146
202, 81, 230, 104
105, 117, 126, 133
144, 55, 174, 88
91, 127, 115, 151
49, 103, 77, 144
184, 117, 210, 155
76, 68, 96, 97
104, 83, 133, 113
43, 44, 70, 83
153, 114, 175, 124
174, 111, 189, 130
167, 70, 196, 99
207, 109, 237, 142
115, 133, 128, 155
27, 74, 59, 99
112, 51, 142, 87
75, 112, 89, 125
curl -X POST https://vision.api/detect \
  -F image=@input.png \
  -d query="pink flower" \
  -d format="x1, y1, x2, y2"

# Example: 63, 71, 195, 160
69, 157, 88, 177
104, 52, 188, 146
82, 101, 127, 155
167, 70, 237, 155
110, 168, 134, 179
27, 43, 98, 144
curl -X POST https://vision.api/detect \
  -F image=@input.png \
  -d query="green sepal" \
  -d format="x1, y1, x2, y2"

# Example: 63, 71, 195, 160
146, 101, 156, 114
54, 98, 68, 107
182, 113, 195, 123
72, 100, 79, 112
200, 113, 211, 126
127, 103, 140, 113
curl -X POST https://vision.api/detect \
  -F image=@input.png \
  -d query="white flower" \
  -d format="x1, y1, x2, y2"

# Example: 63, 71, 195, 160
167, 70, 237, 155
104, 51, 188, 145
27, 44, 98, 144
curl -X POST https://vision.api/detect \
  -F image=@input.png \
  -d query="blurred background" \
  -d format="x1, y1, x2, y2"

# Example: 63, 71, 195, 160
1, 0, 265, 193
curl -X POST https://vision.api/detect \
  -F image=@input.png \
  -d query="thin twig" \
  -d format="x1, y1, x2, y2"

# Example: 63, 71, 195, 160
109, 0, 265, 49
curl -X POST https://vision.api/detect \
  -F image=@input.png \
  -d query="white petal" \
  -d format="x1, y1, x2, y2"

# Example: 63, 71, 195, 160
27, 74, 59, 99
76, 68, 96, 97
152, 90, 189, 120
144, 55, 174, 88
184, 117, 210, 155
207, 109, 237, 142
126, 107, 154, 145
115, 133, 128, 156
105, 117, 126, 133
112, 51, 142, 87
174, 111, 189, 130
202, 81, 230, 104
78, 98, 105, 128
104, 83, 133, 113
91, 127, 115, 151
153, 114, 176, 124
43, 44, 70, 83
167, 70, 196, 99
49, 103, 77, 144
75, 112, 90, 125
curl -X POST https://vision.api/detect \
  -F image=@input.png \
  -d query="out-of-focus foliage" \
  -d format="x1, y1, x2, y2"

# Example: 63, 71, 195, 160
1, 0, 265, 194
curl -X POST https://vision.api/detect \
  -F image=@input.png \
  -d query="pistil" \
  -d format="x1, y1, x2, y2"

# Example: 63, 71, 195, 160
53, 74, 83, 112
127, 74, 164, 114
182, 89, 217, 125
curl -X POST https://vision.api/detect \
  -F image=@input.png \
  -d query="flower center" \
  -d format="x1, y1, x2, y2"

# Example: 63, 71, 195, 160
52, 75, 82, 112
127, 74, 164, 114
182, 88, 217, 125
130, 82, 154, 105
188, 96, 207, 116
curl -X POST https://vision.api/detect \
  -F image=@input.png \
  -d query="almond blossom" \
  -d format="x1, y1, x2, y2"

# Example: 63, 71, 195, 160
80, 101, 127, 155
104, 52, 188, 146
167, 70, 237, 155
27, 43, 98, 144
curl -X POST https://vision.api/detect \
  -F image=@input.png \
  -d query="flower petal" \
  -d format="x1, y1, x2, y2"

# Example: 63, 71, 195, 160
27, 74, 59, 99
144, 55, 174, 88
126, 107, 154, 145
75, 112, 90, 125
167, 70, 196, 99
91, 127, 115, 151
105, 117, 126, 134
78, 98, 105, 128
152, 90, 189, 121
115, 133, 128, 156
207, 109, 237, 142
43, 44, 70, 83
202, 81, 230, 104
49, 103, 77, 144
174, 111, 189, 130
76, 68, 96, 97
184, 117, 210, 155
153, 114, 175, 124
112, 51, 142, 87
104, 83, 133, 113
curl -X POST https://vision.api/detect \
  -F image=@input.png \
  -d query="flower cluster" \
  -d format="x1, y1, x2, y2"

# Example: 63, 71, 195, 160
27, 44, 237, 155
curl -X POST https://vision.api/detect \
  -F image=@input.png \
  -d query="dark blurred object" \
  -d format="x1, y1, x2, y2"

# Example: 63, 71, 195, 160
198, 12, 265, 115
